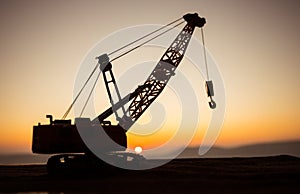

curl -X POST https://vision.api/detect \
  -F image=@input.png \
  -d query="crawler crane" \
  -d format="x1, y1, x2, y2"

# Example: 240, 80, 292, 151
32, 13, 215, 173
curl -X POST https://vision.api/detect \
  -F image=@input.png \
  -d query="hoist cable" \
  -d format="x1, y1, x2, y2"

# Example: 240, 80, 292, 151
108, 18, 183, 57
62, 63, 99, 119
201, 27, 209, 80
110, 21, 185, 63
79, 71, 101, 117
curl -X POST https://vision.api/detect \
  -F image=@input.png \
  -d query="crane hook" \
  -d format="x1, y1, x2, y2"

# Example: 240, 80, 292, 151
205, 80, 216, 109
208, 96, 216, 109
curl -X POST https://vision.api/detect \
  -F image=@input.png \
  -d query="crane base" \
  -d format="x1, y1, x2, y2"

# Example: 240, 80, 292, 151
32, 118, 127, 154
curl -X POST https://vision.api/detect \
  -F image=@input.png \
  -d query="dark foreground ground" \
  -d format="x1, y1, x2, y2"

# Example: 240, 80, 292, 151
0, 155, 299, 194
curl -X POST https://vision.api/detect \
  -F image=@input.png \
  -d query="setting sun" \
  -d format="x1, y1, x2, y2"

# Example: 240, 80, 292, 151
134, 146, 143, 154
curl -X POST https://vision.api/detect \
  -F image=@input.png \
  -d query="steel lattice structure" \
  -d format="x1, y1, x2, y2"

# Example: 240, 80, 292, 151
119, 14, 205, 130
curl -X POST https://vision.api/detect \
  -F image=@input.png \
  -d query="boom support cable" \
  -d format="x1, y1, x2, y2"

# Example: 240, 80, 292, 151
62, 63, 99, 119
110, 21, 185, 63
79, 71, 101, 117
108, 17, 183, 57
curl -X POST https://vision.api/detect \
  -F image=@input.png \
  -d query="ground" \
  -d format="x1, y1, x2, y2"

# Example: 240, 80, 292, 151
0, 155, 299, 193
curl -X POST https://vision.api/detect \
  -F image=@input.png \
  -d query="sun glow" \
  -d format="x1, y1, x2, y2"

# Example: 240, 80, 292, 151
134, 146, 143, 154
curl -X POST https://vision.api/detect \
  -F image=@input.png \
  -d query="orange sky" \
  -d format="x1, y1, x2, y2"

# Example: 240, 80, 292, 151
0, 0, 300, 154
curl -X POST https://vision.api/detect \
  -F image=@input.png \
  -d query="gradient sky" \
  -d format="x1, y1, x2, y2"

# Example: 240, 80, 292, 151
0, 0, 299, 154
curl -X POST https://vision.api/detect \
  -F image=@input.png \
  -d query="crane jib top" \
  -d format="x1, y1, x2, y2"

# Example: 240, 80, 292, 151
183, 13, 206, 27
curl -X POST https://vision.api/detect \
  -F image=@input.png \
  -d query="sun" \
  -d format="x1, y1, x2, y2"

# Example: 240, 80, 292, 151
134, 146, 143, 154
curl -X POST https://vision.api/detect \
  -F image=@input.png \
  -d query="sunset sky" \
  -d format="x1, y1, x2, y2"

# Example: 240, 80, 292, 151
0, 0, 299, 154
